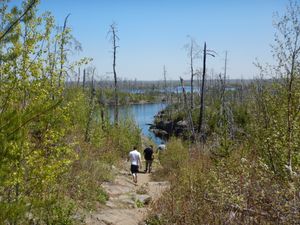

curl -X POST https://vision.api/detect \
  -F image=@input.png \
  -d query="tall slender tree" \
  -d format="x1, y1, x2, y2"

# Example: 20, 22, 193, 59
198, 42, 215, 141
108, 23, 119, 125
185, 37, 199, 109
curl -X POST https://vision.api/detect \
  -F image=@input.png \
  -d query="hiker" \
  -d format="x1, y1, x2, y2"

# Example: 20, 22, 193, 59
128, 146, 142, 184
143, 145, 154, 173
157, 141, 166, 153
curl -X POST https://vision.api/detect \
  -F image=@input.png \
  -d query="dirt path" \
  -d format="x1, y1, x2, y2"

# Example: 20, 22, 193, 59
84, 160, 169, 225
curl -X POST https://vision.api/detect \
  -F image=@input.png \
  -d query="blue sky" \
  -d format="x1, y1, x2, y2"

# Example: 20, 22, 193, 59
37, 0, 288, 80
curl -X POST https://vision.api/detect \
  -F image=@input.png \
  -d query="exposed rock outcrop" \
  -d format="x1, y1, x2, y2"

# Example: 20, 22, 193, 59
150, 110, 189, 139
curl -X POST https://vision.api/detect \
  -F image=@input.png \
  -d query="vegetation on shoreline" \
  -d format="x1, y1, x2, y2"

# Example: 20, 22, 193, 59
0, 1, 141, 223
148, 139, 300, 224
147, 1, 300, 224
1, 0, 300, 224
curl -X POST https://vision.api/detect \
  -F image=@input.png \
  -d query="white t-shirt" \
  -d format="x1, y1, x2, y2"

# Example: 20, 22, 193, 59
158, 144, 166, 151
129, 150, 141, 166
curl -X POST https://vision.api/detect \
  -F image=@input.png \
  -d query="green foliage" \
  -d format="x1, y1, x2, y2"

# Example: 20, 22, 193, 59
103, 119, 142, 158
31, 197, 76, 225
159, 138, 189, 175
97, 187, 109, 204
150, 143, 300, 224
0, 0, 81, 222
135, 199, 144, 208
0, 1, 141, 223
100, 88, 159, 105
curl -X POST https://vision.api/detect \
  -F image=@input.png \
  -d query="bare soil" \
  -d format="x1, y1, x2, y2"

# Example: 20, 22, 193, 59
84, 160, 169, 225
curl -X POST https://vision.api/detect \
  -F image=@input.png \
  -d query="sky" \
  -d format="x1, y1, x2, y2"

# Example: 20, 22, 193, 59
35, 0, 289, 81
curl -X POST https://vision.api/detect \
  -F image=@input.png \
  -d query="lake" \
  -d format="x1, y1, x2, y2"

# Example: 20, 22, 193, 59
109, 103, 166, 144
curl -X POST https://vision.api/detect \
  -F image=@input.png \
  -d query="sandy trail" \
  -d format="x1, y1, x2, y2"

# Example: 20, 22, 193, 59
84, 160, 169, 225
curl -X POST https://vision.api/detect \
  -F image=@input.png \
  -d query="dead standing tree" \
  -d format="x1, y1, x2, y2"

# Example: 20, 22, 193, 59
198, 42, 215, 142
58, 14, 70, 87
219, 51, 228, 128
163, 65, 168, 103
77, 67, 80, 87
85, 68, 96, 142
180, 77, 196, 140
108, 23, 119, 125
185, 37, 200, 110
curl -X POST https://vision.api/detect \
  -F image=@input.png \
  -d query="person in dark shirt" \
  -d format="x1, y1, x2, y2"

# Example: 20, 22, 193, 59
143, 145, 154, 173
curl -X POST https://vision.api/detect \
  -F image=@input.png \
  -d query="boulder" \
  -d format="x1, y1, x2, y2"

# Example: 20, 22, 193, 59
151, 128, 168, 138
134, 194, 152, 205
176, 120, 188, 127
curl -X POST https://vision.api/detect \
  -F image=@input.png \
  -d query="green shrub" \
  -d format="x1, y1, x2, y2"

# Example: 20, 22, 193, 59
97, 188, 109, 204
159, 138, 189, 175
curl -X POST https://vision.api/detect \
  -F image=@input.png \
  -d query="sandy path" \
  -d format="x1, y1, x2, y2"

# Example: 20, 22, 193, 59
84, 160, 169, 225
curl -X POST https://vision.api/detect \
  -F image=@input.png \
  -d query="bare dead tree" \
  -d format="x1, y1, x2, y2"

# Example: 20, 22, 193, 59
77, 67, 80, 87
198, 42, 215, 142
163, 65, 168, 102
220, 51, 228, 121
180, 77, 195, 139
198, 43, 207, 138
82, 68, 86, 89
58, 14, 70, 87
185, 37, 200, 110
108, 23, 119, 125
85, 69, 96, 142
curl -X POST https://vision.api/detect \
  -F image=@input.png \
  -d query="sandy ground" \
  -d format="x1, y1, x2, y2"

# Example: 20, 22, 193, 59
84, 160, 169, 225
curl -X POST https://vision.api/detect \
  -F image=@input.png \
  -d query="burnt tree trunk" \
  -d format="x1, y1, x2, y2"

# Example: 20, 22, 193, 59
190, 40, 194, 109
110, 23, 119, 125
82, 68, 86, 89
77, 67, 80, 87
58, 14, 70, 87
180, 77, 195, 139
198, 42, 206, 140
85, 71, 96, 142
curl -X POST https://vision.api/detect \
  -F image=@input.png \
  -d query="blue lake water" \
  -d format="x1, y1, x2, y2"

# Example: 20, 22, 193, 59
122, 86, 236, 94
121, 86, 197, 94
109, 103, 166, 144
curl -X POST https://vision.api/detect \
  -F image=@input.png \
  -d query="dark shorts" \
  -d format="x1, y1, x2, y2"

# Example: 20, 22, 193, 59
130, 165, 139, 173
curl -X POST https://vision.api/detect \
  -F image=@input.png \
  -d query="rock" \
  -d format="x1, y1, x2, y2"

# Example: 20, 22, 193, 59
151, 128, 168, 138
176, 120, 188, 127
101, 183, 132, 196
89, 209, 147, 225
134, 194, 152, 205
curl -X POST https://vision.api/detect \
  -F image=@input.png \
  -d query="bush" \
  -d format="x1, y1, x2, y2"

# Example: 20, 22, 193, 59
149, 144, 300, 224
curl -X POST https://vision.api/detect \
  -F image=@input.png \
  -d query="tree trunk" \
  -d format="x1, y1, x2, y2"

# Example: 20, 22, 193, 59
58, 14, 70, 87
110, 24, 119, 125
190, 41, 194, 110
198, 42, 206, 140
77, 67, 80, 87
287, 51, 296, 174
82, 68, 86, 89
180, 77, 195, 139
85, 72, 96, 142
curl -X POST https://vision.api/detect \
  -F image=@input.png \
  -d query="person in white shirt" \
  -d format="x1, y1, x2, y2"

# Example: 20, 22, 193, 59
157, 142, 166, 152
128, 146, 142, 184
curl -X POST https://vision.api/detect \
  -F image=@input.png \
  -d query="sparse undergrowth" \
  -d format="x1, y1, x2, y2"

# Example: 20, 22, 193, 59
147, 139, 300, 224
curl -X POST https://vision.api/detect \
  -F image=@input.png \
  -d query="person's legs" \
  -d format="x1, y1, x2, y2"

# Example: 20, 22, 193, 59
145, 160, 149, 173
133, 173, 137, 183
144, 160, 148, 173
131, 165, 138, 183
131, 165, 136, 182
148, 160, 153, 173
